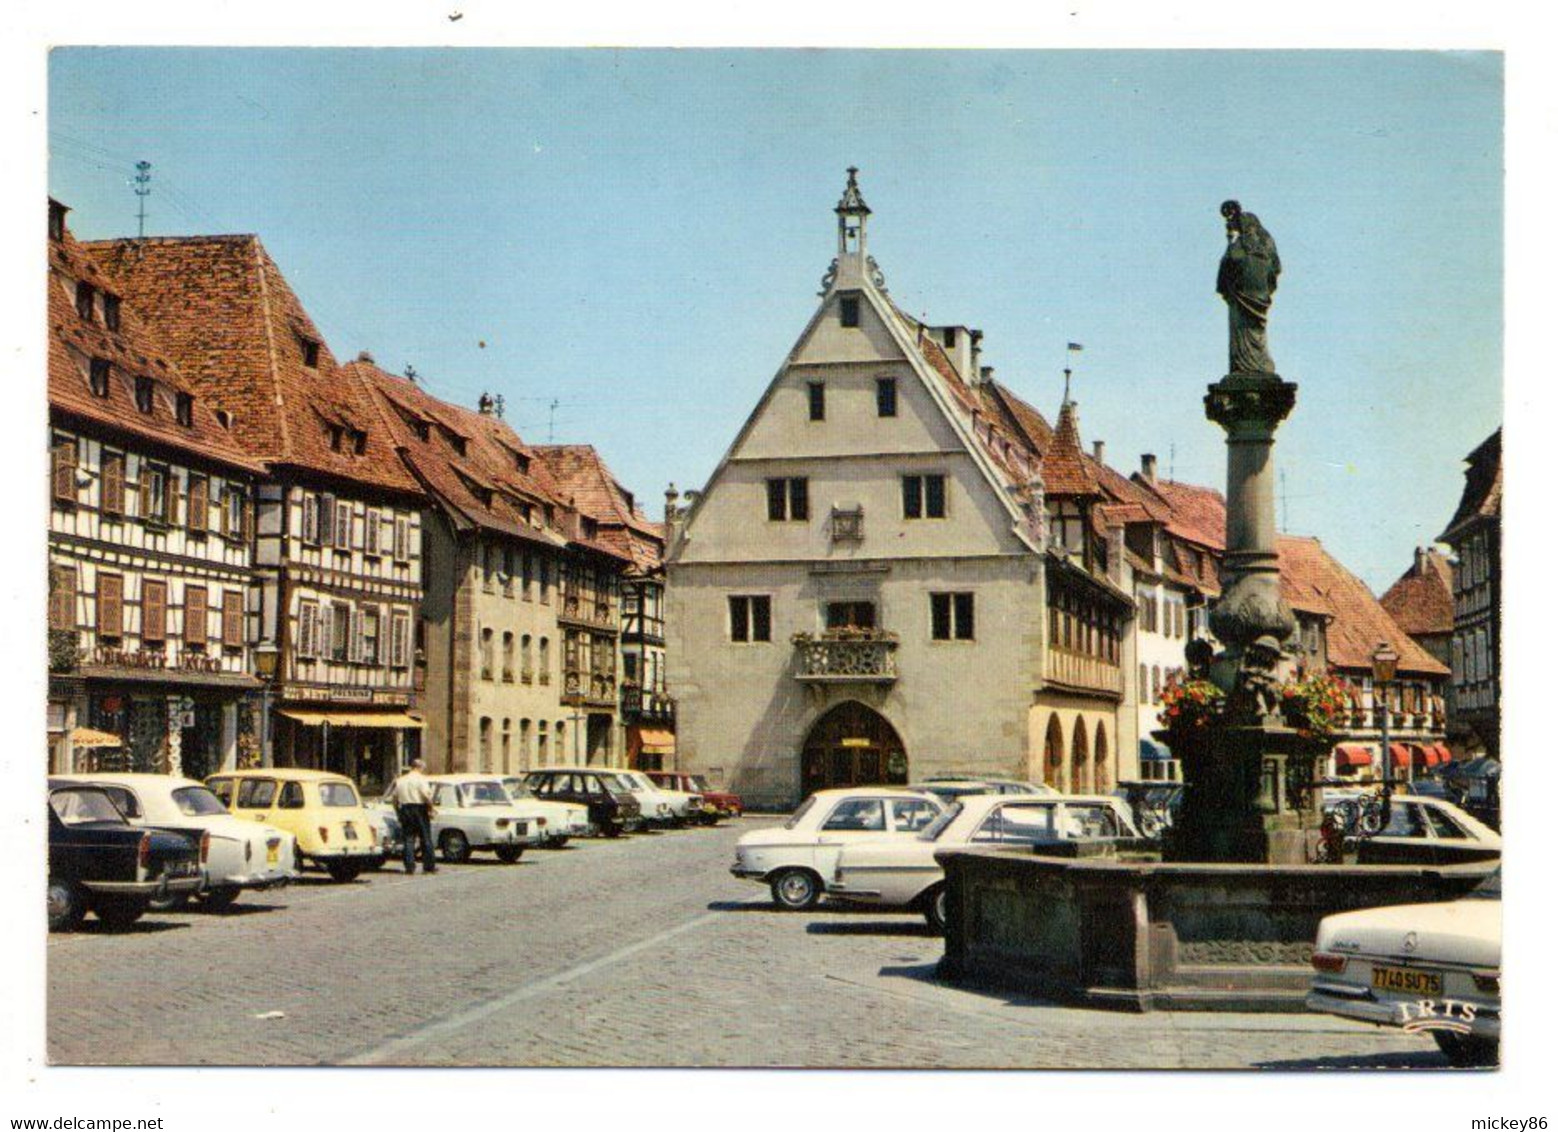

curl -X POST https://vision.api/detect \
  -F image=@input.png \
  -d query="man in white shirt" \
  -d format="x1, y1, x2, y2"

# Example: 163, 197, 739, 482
388, 759, 438, 874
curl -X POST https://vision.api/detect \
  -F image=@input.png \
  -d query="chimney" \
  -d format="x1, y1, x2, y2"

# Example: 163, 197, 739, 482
970, 329, 984, 383
356, 349, 375, 364
978, 365, 994, 386
1415, 546, 1429, 573
1141, 453, 1158, 483
663, 483, 683, 548
477, 392, 495, 416
1093, 440, 1106, 464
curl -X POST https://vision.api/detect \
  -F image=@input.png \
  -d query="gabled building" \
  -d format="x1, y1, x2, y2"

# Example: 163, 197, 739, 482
1380, 546, 1455, 669
1438, 428, 1501, 758
664, 170, 1129, 808
88, 235, 428, 794
48, 200, 265, 776
531, 445, 671, 769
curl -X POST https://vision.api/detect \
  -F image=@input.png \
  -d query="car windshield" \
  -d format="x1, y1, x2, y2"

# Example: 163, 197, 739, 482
783, 795, 818, 830
1467, 869, 1501, 900
689, 776, 711, 792
50, 787, 126, 825
318, 781, 360, 808
614, 774, 642, 792
460, 782, 512, 806
171, 786, 229, 817
918, 801, 965, 842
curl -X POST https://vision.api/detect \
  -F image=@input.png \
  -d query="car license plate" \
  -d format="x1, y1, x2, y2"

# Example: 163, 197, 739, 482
515, 822, 527, 837
1372, 965, 1443, 995
266, 841, 279, 865
343, 824, 358, 841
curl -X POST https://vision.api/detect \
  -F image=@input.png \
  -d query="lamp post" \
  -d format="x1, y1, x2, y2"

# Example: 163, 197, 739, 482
254, 643, 279, 768
1372, 642, 1399, 812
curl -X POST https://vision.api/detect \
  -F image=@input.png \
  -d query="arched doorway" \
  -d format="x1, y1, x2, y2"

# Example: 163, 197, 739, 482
1070, 717, 1090, 794
1043, 714, 1065, 790
1093, 721, 1111, 793
801, 701, 907, 795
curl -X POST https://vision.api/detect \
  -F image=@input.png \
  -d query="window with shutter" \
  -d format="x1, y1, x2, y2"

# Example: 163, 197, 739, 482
302, 494, 319, 544
97, 573, 124, 640
350, 608, 365, 663
188, 476, 208, 532
49, 565, 77, 631
222, 590, 244, 649
297, 602, 317, 659
142, 580, 167, 643
336, 501, 352, 549
364, 509, 380, 555
331, 603, 350, 662
101, 452, 125, 515
319, 495, 335, 546
394, 517, 410, 562
52, 438, 77, 504
184, 586, 208, 646
389, 613, 410, 668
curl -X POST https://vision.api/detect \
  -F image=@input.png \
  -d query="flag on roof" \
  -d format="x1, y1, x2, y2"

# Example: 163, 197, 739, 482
1067, 342, 1084, 352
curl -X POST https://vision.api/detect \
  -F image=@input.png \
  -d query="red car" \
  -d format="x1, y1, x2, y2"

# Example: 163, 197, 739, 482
647, 771, 743, 822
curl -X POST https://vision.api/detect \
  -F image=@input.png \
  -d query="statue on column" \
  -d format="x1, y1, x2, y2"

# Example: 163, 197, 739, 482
1217, 200, 1282, 376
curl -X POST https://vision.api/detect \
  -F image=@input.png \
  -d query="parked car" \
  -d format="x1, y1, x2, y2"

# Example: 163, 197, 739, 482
53, 772, 297, 911
1113, 780, 1184, 841
592, 770, 679, 828
524, 769, 644, 837
612, 769, 703, 826
423, 774, 548, 863
828, 793, 1141, 930
731, 787, 946, 910
648, 771, 743, 821
914, 776, 1059, 804
47, 781, 203, 931
1308, 869, 1500, 1067
1355, 796, 1501, 866
499, 776, 591, 846
363, 803, 404, 865
206, 769, 383, 881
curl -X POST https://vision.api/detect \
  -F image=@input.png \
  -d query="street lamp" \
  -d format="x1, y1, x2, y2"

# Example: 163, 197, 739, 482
1372, 642, 1399, 813
254, 643, 279, 768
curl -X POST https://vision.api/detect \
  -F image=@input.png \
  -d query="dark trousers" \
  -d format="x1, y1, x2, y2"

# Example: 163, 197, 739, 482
397, 803, 436, 872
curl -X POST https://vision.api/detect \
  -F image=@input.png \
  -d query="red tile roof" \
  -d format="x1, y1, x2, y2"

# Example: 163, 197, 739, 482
49, 219, 259, 473
1137, 478, 1227, 551
83, 236, 419, 494
1038, 399, 1102, 497
1277, 535, 1448, 677
1439, 428, 1501, 543
531, 445, 664, 575
1379, 549, 1454, 638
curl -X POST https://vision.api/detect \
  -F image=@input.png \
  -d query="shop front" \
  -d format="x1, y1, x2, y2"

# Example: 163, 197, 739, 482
274, 707, 424, 798
628, 725, 676, 771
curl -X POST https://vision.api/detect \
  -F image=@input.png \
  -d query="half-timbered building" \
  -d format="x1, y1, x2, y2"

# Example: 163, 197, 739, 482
47, 200, 265, 777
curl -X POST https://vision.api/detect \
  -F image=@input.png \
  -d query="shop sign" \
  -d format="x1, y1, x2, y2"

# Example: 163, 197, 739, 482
92, 646, 226, 675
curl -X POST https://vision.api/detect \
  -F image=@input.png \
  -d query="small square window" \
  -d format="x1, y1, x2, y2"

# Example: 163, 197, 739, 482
807, 381, 826, 421
839, 295, 860, 328
876, 377, 897, 418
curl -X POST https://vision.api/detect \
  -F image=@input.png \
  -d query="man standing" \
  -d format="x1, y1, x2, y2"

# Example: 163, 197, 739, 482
389, 759, 438, 874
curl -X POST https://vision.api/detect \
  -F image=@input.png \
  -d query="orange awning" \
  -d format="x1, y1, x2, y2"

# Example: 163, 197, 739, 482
1388, 743, 1412, 769
636, 727, 676, 755
1333, 744, 1372, 768
68, 726, 123, 748
278, 709, 425, 729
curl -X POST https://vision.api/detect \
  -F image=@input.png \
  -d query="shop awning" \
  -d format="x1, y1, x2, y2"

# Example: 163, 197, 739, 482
1333, 744, 1372, 768
637, 727, 676, 755
1388, 742, 1412, 769
1139, 738, 1172, 762
68, 726, 124, 748
278, 710, 425, 729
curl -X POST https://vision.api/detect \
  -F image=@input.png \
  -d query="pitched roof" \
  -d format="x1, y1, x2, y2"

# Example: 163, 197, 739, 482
348, 359, 570, 549
83, 235, 419, 494
1439, 427, 1501, 543
531, 444, 665, 575
1038, 399, 1102, 497
49, 216, 259, 473
1137, 478, 1227, 550
1379, 548, 1455, 638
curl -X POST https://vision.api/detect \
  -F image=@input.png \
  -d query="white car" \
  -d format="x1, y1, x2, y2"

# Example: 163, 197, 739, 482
1308, 870, 1500, 1067
829, 793, 1140, 930
500, 776, 591, 846
914, 777, 1060, 804
1355, 796, 1502, 866
731, 787, 946, 910
600, 770, 678, 828
55, 772, 297, 911
424, 775, 548, 863
615, 769, 703, 826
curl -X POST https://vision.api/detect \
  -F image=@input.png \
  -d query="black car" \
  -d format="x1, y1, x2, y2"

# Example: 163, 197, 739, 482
47, 782, 203, 931
524, 770, 643, 837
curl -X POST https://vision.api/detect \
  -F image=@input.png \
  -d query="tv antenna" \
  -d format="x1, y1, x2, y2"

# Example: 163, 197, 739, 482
133, 161, 152, 238
547, 398, 560, 443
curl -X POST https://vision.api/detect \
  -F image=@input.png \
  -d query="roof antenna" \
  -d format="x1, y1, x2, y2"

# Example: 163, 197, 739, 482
133, 161, 152, 239
1169, 441, 1177, 482
1064, 342, 1083, 405
547, 398, 559, 443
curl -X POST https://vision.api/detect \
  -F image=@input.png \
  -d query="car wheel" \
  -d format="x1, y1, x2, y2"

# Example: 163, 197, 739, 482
546, 836, 570, 849
197, 886, 242, 913
770, 868, 821, 910
1433, 1031, 1499, 1067
495, 845, 524, 864
439, 830, 472, 863
148, 889, 192, 913
922, 885, 948, 933
92, 897, 147, 930
325, 860, 364, 883
600, 822, 623, 839
47, 879, 86, 933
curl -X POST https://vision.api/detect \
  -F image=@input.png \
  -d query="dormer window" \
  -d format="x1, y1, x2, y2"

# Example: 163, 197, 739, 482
103, 294, 121, 332
89, 358, 111, 399
839, 295, 860, 328
352, 429, 367, 455
48, 201, 66, 242
215, 409, 233, 430
134, 377, 155, 414
299, 335, 320, 368
175, 392, 194, 427
415, 421, 431, 442
327, 424, 344, 452
583, 518, 599, 539
75, 282, 96, 323
514, 451, 530, 475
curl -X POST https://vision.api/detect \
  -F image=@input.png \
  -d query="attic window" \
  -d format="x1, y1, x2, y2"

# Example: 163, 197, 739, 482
175, 393, 194, 427
134, 377, 155, 414
75, 282, 96, 323
327, 424, 344, 451
583, 518, 599, 539
48, 201, 66, 242
215, 409, 233, 430
299, 336, 321, 368
89, 358, 111, 399
352, 429, 368, 456
449, 434, 467, 457
415, 421, 431, 442
839, 295, 860, 328
514, 451, 530, 475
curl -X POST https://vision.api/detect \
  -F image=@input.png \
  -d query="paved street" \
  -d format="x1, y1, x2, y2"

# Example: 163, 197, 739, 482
49, 818, 1451, 1069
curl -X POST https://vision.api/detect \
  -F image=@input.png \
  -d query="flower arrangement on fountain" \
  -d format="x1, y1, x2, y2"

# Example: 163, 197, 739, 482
1277, 670, 1349, 742
1158, 677, 1227, 738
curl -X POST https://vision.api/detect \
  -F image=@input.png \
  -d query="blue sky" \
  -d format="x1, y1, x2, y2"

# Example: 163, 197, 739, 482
47, 48, 1502, 590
